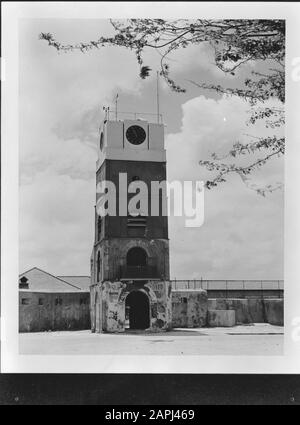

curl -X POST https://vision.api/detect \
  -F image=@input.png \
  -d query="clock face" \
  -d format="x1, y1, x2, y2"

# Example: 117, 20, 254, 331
126, 125, 146, 145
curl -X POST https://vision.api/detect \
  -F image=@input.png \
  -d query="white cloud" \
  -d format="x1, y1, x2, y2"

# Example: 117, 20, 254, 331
167, 42, 225, 79
166, 95, 284, 279
19, 170, 95, 274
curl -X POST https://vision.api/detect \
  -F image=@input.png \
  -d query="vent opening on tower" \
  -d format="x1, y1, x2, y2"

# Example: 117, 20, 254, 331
127, 214, 147, 227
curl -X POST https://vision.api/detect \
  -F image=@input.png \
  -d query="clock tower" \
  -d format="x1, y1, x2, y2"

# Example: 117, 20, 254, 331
90, 113, 172, 333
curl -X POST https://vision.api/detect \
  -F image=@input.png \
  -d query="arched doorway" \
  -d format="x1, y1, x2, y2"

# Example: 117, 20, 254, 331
126, 247, 147, 267
125, 291, 150, 330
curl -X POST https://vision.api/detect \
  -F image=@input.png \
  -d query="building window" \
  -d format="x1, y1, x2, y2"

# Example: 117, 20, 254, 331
38, 298, 44, 306
97, 251, 101, 282
97, 216, 102, 241
21, 298, 30, 305
100, 132, 104, 151
55, 297, 63, 306
80, 298, 87, 305
181, 297, 188, 304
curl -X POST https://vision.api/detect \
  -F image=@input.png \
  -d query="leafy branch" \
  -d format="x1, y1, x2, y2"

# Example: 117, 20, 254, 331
39, 19, 285, 194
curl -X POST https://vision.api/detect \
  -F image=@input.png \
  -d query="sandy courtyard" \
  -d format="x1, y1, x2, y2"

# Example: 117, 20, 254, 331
19, 323, 284, 356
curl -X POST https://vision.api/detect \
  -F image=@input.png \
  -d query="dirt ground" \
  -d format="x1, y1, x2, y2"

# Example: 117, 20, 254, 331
19, 323, 284, 356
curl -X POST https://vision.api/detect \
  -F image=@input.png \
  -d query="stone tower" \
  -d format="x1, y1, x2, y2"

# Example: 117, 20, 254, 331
90, 113, 172, 333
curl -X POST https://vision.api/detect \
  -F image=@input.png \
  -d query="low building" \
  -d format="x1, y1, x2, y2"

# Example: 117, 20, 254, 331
19, 267, 90, 332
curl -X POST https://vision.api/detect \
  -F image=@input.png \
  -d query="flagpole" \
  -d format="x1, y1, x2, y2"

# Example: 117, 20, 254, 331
115, 94, 118, 121
156, 71, 160, 124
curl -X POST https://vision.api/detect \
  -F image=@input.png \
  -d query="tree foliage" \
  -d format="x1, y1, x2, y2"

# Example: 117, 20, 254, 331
40, 19, 285, 195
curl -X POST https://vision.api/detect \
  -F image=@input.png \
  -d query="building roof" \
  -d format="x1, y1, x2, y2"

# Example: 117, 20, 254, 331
57, 275, 91, 291
19, 267, 87, 293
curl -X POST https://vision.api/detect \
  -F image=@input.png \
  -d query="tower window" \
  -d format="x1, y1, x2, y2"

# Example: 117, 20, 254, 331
97, 251, 101, 282
21, 298, 30, 305
100, 132, 104, 151
126, 247, 147, 267
38, 298, 44, 306
97, 216, 102, 241
181, 297, 188, 304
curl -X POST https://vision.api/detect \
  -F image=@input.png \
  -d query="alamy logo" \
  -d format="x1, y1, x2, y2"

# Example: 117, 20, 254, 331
96, 173, 204, 228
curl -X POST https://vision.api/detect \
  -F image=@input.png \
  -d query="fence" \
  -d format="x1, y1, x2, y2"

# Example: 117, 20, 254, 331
171, 280, 284, 299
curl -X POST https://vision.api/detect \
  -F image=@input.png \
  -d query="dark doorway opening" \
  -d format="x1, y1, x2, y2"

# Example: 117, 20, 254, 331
125, 291, 150, 330
126, 247, 147, 267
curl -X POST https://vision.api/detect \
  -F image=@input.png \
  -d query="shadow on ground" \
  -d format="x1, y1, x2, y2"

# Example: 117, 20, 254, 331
108, 329, 209, 336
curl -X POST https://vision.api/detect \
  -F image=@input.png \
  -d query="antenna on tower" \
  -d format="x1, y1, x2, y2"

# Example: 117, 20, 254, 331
103, 105, 110, 122
156, 71, 160, 124
103, 106, 107, 122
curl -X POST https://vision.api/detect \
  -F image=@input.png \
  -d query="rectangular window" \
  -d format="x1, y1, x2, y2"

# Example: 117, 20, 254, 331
80, 298, 86, 305
38, 298, 44, 306
55, 297, 63, 306
97, 216, 102, 241
181, 297, 188, 304
21, 298, 30, 305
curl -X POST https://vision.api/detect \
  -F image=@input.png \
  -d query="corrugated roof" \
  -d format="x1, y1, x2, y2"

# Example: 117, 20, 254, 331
19, 267, 85, 293
57, 275, 91, 291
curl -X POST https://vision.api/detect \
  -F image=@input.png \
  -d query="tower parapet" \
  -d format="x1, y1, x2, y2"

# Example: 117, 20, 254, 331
97, 115, 166, 170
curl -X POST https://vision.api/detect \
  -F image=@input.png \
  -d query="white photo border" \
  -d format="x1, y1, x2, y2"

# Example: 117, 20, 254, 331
2, 1, 300, 373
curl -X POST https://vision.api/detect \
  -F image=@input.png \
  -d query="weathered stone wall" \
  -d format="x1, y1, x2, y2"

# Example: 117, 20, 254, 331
208, 310, 236, 327
264, 299, 284, 326
172, 291, 283, 328
208, 298, 283, 326
90, 284, 102, 333
19, 291, 90, 332
91, 280, 172, 333
172, 289, 208, 328
208, 299, 253, 324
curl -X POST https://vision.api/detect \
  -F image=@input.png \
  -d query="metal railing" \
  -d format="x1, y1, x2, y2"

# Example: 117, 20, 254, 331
106, 110, 163, 124
119, 265, 160, 280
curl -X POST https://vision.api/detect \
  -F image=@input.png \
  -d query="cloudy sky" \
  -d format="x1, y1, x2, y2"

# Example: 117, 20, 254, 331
19, 19, 284, 280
